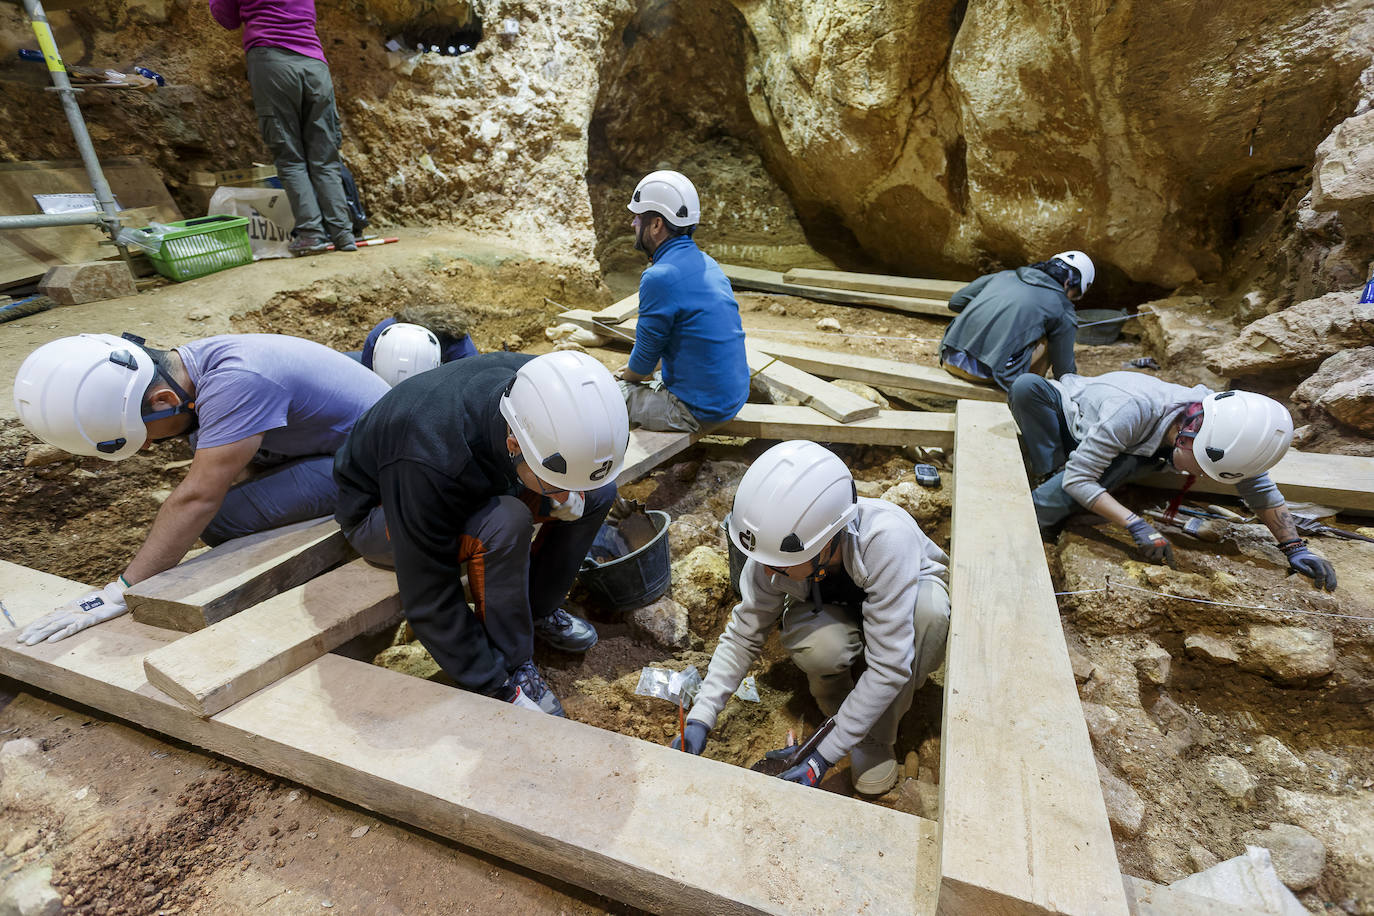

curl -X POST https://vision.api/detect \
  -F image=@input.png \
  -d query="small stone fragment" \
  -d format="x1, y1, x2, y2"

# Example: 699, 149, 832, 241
1184, 633, 1238, 665
627, 595, 690, 650
1238, 824, 1325, 891
350, 825, 369, 839
1134, 641, 1172, 686
1206, 755, 1258, 809
1239, 626, 1336, 683
23, 445, 69, 468
1096, 764, 1145, 838
1187, 844, 1219, 872
816, 317, 842, 331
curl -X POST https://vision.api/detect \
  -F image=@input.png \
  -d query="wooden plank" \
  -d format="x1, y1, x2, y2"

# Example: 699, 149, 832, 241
746, 345, 881, 423
721, 264, 954, 319
1138, 449, 1374, 516
590, 292, 640, 324
0, 560, 941, 916
618, 428, 698, 486
125, 518, 354, 632
783, 267, 965, 301
0, 157, 182, 287
720, 403, 954, 447
189, 164, 277, 187
141, 559, 400, 717
749, 336, 1005, 403
940, 400, 1129, 916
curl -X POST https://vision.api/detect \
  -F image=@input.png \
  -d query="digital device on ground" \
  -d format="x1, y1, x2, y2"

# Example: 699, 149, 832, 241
914, 464, 941, 488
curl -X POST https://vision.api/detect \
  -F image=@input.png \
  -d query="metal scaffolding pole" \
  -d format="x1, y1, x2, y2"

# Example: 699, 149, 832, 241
4, 0, 127, 250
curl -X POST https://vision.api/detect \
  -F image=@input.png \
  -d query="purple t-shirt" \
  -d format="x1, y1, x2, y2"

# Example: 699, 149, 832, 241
208, 0, 326, 63
177, 334, 388, 460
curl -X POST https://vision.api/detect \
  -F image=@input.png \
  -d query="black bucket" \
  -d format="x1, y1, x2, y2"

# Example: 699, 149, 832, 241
578, 510, 672, 612
721, 513, 746, 597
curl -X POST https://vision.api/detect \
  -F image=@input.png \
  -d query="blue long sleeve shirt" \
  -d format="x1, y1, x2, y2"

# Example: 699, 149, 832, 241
627, 235, 749, 424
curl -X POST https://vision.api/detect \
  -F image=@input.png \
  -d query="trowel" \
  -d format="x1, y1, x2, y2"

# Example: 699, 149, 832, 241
750, 717, 836, 777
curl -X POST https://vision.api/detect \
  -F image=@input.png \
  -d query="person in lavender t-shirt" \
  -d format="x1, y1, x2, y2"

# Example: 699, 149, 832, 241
208, 0, 355, 254
12, 332, 390, 646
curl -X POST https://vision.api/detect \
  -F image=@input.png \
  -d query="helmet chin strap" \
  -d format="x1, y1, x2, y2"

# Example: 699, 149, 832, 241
806, 538, 836, 613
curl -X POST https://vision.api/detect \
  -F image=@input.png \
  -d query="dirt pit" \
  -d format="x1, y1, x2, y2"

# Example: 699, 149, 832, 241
2, 249, 1372, 911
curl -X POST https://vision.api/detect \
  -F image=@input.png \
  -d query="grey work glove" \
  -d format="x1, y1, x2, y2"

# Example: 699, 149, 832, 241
1125, 517, 1175, 567
18, 579, 128, 646
671, 720, 709, 755
1279, 539, 1337, 592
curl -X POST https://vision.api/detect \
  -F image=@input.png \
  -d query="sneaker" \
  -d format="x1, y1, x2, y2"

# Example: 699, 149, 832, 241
288, 234, 328, 256
331, 232, 357, 252
850, 739, 899, 796
533, 608, 598, 653
504, 660, 565, 717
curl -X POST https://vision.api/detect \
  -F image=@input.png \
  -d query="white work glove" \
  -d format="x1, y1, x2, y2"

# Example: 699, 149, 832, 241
547, 491, 585, 522
18, 579, 128, 646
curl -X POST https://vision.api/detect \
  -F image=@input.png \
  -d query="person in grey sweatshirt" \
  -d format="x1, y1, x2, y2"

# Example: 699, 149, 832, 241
939, 250, 1095, 391
1009, 370, 1337, 590
673, 441, 951, 796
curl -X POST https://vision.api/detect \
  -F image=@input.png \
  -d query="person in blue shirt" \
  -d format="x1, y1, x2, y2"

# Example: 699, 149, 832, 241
617, 171, 749, 432
356, 304, 478, 375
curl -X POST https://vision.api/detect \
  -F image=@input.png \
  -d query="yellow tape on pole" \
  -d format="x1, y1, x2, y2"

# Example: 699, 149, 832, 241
31, 20, 66, 73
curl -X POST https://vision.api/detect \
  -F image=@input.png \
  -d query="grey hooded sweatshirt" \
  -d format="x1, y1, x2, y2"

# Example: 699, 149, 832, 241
940, 267, 1078, 391
1051, 372, 1284, 511
687, 498, 949, 766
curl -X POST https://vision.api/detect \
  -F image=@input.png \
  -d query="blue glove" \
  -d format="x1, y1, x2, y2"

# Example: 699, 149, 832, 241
1125, 517, 1175, 567
672, 721, 709, 755
1280, 539, 1337, 592
778, 748, 831, 788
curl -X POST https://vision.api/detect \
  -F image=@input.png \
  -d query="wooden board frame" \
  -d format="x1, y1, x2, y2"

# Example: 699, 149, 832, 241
782, 267, 965, 301
722, 264, 954, 318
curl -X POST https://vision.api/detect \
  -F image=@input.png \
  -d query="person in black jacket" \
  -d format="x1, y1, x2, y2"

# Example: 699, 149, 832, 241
333, 351, 630, 716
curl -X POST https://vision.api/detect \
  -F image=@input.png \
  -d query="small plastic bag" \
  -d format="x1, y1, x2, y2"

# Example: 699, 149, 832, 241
733, 675, 760, 703
635, 665, 701, 707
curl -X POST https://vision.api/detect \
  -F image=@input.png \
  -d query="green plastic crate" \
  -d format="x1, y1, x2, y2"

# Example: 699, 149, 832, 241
142, 215, 253, 282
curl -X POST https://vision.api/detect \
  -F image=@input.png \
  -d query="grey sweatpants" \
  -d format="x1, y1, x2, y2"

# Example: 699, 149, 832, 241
200, 455, 339, 546
245, 46, 352, 244
779, 578, 950, 751
619, 377, 701, 433
1008, 374, 1160, 530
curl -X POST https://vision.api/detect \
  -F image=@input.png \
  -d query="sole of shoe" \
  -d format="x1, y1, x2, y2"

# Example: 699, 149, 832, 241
852, 757, 899, 795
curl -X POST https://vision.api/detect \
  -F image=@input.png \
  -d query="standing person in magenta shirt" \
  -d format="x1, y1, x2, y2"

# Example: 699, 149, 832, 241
208, 0, 355, 255
12, 333, 390, 646
615, 170, 750, 432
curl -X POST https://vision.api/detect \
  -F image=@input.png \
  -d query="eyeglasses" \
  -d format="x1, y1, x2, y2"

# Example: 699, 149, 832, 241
511, 452, 570, 498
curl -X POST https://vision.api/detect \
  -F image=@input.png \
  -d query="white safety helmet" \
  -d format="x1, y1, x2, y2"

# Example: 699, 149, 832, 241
373, 322, 442, 387
728, 441, 858, 568
627, 170, 701, 228
499, 351, 629, 491
12, 333, 156, 461
1051, 250, 1095, 294
1192, 390, 1294, 482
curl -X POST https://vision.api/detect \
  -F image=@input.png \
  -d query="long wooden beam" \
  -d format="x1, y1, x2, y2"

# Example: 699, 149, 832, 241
142, 558, 400, 717
721, 264, 953, 319
0, 560, 940, 915
721, 403, 954, 447
746, 346, 880, 423
618, 428, 698, 485
941, 401, 1129, 915
783, 268, 965, 301
589, 292, 639, 324
125, 518, 353, 631
748, 336, 1004, 403
1138, 449, 1374, 515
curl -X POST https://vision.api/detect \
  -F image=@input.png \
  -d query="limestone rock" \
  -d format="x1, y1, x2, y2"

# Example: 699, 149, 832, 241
1253, 735, 1308, 781
1134, 296, 1234, 387
1096, 763, 1145, 838
1274, 786, 1374, 904
671, 546, 733, 634
1238, 824, 1325, 891
878, 480, 948, 526
0, 738, 40, 759
1238, 626, 1336, 684
627, 594, 690, 650
1080, 701, 1124, 746
1187, 844, 1220, 872
2, 828, 38, 858
1205, 755, 1257, 809
1312, 110, 1374, 217
854, 479, 887, 499
831, 379, 889, 408
815, 316, 842, 332
1204, 294, 1374, 376
1067, 646, 1096, 684
0, 864, 61, 916
38, 261, 137, 307
1134, 641, 1172, 686
917, 736, 940, 783
1292, 347, 1374, 438
1184, 633, 1238, 666
372, 643, 442, 681
22, 445, 69, 468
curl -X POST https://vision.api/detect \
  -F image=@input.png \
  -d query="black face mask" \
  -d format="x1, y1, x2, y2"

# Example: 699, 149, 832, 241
633, 220, 653, 258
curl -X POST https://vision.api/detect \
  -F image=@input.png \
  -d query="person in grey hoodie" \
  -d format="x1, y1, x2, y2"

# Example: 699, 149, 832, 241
1009, 370, 1337, 590
939, 250, 1095, 391
673, 441, 951, 796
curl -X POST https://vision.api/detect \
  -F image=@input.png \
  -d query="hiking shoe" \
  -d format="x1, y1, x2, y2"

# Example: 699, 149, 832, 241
533, 608, 598, 653
331, 232, 357, 252
850, 739, 899, 796
288, 234, 328, 256
504, 660, 565, 717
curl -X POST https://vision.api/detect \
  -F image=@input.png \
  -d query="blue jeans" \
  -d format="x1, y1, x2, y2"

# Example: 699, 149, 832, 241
201, 455, 339, 546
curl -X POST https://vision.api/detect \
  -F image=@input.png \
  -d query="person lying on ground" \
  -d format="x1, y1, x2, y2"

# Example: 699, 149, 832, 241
14, 332, 390, 645
351, 303, 479, 386
939, 250, 1094, 391
332, 350, 628, 716
1008, 370, 1337, 591
614, 170, 749, 433
674, 441, 951, 796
